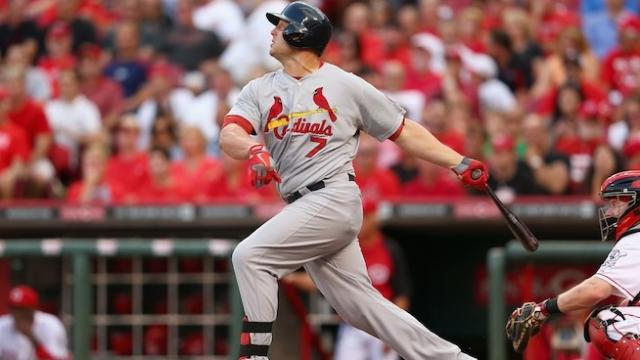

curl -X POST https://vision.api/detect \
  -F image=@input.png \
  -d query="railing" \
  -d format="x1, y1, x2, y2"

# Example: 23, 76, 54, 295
0, 238, 243, 359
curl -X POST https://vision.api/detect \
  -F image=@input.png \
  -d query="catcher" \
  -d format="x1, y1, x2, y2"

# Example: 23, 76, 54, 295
506, 170, 640, 359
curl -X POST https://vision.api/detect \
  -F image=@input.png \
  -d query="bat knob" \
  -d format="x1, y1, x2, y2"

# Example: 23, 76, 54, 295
471, 169, 483, 180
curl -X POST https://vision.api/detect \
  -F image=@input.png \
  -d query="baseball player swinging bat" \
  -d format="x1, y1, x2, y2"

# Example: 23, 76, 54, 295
473, 169, 539, 252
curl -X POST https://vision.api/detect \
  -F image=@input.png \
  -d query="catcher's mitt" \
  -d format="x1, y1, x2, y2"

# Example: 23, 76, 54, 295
505, 302, 549, 353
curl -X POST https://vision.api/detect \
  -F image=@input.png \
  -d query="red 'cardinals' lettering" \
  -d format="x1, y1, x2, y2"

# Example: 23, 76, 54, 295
312, 87, 337, 122
264, 96, 284, 132
291, 118, 333, 136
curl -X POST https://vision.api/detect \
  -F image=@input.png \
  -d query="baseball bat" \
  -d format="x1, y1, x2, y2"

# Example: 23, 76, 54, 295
472, 170, 539, 252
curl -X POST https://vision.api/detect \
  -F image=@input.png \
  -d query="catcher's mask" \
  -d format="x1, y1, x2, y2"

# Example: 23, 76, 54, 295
598, 170, 640, 241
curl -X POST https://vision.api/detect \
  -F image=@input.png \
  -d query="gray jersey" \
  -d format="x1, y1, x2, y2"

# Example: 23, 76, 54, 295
227, 63, 405, 196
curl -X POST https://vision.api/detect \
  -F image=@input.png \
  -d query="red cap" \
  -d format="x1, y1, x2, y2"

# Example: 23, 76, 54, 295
491, 134, 515, 152
48, 22, 71, 39
624, 135, 640, 158
79, 43, 102, 60
9, 286, 39, 309
620, 15, 640, 34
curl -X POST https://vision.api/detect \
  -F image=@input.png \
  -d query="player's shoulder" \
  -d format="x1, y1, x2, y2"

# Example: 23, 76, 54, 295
321, 62, 365, 82
0, 314, 13, 330
618, 232, 640, 247
240, 70, 282, 94
35, 311, 65, 329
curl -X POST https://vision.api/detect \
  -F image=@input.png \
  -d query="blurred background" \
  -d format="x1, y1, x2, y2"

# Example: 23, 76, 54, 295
0, 0, 639, 358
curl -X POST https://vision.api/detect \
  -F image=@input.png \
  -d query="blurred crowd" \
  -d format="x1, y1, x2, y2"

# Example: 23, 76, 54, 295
0, 0, 639, 204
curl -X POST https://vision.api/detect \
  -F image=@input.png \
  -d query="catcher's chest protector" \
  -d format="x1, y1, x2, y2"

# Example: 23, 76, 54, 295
585, 306, 640, 359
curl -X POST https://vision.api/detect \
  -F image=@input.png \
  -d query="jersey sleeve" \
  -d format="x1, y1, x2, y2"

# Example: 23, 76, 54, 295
386, 238, 412, 299
352, 75, 406, 141
37, 316, 69, 358
224, 79, 261, 135
594, 238, 640, 301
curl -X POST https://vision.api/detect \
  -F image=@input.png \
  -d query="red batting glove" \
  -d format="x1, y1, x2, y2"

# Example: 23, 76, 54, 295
248, 144, 281, 188
452, 157, 489, 190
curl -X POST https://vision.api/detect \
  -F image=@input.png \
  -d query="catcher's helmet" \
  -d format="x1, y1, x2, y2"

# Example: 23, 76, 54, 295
266, 1, 332, 56
599, 170, 640, 241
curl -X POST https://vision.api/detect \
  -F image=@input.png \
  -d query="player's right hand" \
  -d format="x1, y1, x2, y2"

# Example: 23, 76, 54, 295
248, 144, 281, 188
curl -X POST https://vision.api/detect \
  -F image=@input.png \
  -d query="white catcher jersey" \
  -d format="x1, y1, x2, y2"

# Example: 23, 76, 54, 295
594, 232, 640, 301
225, 63, 406, 196
0, 311, 69, 360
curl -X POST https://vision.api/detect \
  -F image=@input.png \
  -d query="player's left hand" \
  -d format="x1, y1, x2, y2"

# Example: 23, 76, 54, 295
505, 302, 549, 353
248, 144, 281, 188
452, 157, 488, 190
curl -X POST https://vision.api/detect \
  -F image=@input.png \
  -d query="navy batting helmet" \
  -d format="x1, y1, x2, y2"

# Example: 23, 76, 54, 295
266, 1, 332, 56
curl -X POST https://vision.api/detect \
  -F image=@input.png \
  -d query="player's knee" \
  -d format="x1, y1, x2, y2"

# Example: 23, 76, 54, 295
231, 241, 256, 273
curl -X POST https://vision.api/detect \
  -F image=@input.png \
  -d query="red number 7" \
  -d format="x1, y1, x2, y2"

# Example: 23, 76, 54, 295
306, 136, 327, 158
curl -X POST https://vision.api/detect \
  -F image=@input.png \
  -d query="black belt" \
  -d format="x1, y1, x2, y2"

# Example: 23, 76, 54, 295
285, 174, 355, 204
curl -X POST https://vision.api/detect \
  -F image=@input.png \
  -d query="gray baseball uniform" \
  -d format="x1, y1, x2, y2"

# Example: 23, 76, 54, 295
225, 63, 475, 360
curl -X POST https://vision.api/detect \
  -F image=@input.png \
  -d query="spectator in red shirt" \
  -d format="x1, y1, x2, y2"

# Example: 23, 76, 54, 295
5, 67, 53, 164
37, 22, 77, 98
406, 34, 443, 100
326, 32, 370, 75
380, 23, 412, 71
555, 100, 607, 192
66, 143, 124, 204
341, 2, 385, 70
601, 16, 640, 97
105, 115, 150, 196
4, 66, 56, 197
137, 147, 192, 204
171, 126, 222, 203
537, 52, 606, 116
78, 43, 124, 131
401, 158, 466, 197
456, 6, 486, 53
422, 96, 465, 154
354, 134, 400, 200
540, 28, 600, 93
0, 87, 29, 199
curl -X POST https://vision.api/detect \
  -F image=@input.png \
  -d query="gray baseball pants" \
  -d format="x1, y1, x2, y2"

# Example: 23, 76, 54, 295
232, 177, 475, 359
